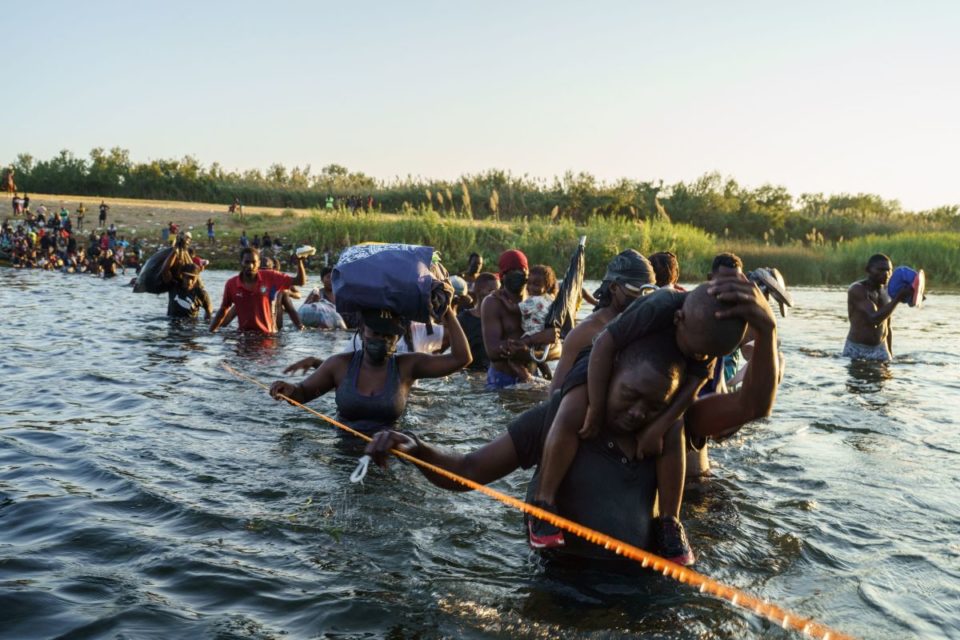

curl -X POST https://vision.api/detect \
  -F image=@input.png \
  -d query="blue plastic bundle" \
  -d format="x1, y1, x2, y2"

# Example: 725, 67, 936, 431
888, 266, 925, 307
332, 243, 451, 323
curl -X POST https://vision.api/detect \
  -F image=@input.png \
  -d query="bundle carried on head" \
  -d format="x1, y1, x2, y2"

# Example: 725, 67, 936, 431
332, 243, 453, 324
133, 247, 174, 294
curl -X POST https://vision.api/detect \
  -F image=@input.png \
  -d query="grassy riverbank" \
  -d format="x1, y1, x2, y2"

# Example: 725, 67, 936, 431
291, 210, 960, 287
725, 232, 960, 286
11, 194, 959, 287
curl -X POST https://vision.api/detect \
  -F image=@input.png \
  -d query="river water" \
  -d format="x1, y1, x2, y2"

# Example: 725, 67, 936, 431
1, 269, 958, 640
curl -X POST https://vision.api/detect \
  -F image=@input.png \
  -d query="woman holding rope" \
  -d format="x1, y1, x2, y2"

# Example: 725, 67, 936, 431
269, 306, 471, 434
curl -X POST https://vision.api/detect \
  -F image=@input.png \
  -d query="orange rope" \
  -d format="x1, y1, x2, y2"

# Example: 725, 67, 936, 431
223, 363, 855, 640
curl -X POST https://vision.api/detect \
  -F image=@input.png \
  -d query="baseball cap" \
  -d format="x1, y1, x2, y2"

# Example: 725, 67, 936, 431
603, 249, 655, 291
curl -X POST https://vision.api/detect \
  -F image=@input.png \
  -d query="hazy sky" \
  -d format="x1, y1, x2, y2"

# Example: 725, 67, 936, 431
8, 1, 959, 210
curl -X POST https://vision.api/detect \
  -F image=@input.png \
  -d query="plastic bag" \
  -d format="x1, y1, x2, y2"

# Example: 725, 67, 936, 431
332, 243, 451, 323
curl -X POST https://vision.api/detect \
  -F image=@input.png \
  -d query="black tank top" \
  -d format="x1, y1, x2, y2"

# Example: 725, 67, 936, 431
335, 350, 407, 434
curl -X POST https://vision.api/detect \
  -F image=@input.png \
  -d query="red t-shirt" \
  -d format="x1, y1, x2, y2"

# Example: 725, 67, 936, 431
221, 270, 294, 333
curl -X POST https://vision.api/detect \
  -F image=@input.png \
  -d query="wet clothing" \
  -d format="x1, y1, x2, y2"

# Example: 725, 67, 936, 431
167, 284, 212, 319
507, 349, 657, 560
457, 309, 489, 371
335, 351, 407, 434
220, 269, 294, 333
605, 288, 712, 380
842, 338, 891, 362
486, 364, 537, 390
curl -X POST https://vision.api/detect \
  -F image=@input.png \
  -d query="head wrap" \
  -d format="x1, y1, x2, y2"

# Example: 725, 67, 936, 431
498, 249, 528, 278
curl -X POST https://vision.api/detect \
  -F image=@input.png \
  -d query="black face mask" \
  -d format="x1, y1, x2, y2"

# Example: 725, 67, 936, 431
364, 338, 394, 364
503, 271, 527, 295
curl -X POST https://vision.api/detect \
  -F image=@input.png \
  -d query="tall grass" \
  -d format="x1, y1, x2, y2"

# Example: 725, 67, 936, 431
210, 210, 960, 288
293, 209, 715, 280
827, 232, 960, 287
720, 232, 960, 287
718, 242, 830, 284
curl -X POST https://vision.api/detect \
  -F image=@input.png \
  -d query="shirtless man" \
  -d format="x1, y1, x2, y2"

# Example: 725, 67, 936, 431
844, 254, 911, 361
481, 249, 557, 389
457, 273, 499, 371
549, 249, 656, 390
461, 252, 483, 292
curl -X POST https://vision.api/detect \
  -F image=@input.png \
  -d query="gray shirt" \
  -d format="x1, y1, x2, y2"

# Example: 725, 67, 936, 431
507, 353, 657, 560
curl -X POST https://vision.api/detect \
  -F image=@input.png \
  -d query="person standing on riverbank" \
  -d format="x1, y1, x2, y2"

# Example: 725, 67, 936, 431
209, 247, 308, 334
844, 254, 911, 361
98, 201, 109, 227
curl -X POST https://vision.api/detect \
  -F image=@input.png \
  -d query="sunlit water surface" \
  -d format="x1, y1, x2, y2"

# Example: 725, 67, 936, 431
1, 269, 958, 639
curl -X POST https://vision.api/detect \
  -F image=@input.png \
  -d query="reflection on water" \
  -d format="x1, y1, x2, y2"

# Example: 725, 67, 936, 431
0, 271, 958, 639
846, 360, 893, 394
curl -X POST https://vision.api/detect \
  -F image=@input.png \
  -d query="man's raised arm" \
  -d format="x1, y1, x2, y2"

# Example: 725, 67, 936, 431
686, 276, 778, 440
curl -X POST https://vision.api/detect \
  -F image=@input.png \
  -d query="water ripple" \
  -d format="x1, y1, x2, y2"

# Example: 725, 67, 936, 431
0, 275, 958, 638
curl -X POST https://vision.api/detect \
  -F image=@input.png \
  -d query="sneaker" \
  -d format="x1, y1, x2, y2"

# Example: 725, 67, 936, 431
527, 500, 566, 549
655, 516, 696, 566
